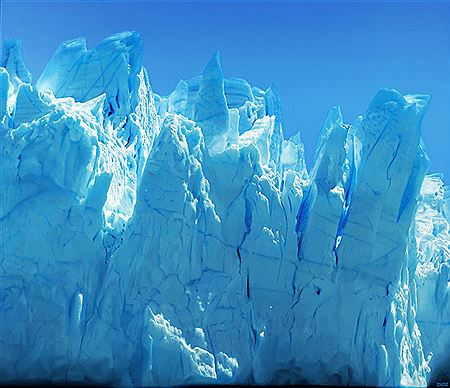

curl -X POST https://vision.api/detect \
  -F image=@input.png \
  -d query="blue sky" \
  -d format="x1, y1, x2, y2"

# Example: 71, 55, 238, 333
2, 1, 449, 179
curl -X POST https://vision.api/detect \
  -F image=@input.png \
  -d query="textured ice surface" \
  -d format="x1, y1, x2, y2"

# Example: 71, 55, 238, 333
414, 175, 450, 384
1, 32, 449, 386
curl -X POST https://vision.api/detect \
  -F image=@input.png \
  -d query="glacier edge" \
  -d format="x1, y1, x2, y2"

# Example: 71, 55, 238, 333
0, 32, 449, 387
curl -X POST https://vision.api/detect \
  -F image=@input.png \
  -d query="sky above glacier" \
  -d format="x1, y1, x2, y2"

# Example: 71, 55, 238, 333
2, 0, 449, 179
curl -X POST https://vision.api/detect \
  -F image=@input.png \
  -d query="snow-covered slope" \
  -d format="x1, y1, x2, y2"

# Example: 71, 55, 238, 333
1, 32, 448, 386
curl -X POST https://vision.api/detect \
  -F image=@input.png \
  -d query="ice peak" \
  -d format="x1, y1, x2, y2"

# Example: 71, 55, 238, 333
98, 30, 143, 49
193, 51, 229, 154
1, 39, 32, 85
369, 88, 406, 108
36, 30, 146, 122
203, 51, 224, 79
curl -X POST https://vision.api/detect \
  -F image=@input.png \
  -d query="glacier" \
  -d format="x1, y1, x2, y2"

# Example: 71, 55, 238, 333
1, 31, 449, 386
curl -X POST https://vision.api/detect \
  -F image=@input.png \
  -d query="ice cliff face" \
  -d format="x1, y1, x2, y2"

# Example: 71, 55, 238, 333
1, 32, 449, 386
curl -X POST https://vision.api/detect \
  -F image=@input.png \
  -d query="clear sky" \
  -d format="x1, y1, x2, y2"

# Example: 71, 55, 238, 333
2, 0, 449, 179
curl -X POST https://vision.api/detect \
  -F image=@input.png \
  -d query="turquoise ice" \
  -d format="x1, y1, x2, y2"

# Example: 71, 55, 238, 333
1, 32, 449, 386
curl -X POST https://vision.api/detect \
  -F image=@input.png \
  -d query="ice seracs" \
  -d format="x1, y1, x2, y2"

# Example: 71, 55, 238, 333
35, 31, 159, 231
414, 174, 450, 384
1, 32, 449, 387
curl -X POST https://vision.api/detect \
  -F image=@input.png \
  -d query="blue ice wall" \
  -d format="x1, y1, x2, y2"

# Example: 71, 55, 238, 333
1, 33, 449, 386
